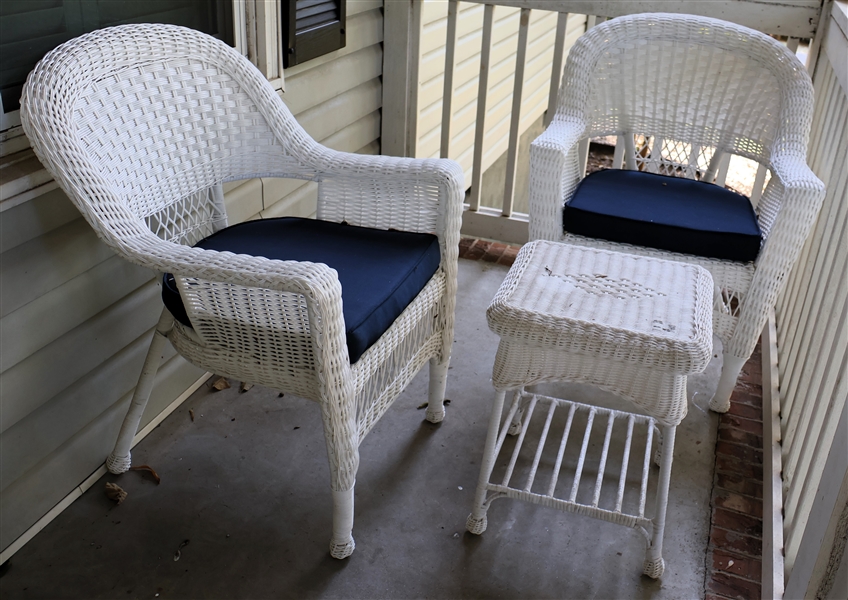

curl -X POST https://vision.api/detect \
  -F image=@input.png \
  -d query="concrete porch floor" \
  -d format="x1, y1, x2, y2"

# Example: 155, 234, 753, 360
0, 258, 722, 599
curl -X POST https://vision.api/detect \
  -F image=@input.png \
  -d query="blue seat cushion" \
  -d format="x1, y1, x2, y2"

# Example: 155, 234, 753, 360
563, 169, 763, 262
162, 217, 441, 364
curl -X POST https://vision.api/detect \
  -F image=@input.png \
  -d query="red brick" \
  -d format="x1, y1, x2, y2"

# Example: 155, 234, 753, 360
482, 242, 507, 263
712, 549, 762, 581
716, 441, 763, 465
715, 457, 763, 479
716, 472, 763, 499
714, 491, 764, 519
497, 245, 519, 266
463, 240, 489, 261
718, 426, 764, 448
727, 401, 762, 421
708, 571, 762, 600
458, 237, 475, 257
713, 508, 763, 538
731, 389, 763, 408
710, 527, 763, 557
721, 415, 764, 436
705, 594, 735, 600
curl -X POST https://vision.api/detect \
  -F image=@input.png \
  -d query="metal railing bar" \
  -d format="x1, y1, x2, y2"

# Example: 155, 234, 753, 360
440, 0, 460, 159
469, 3, 495, 212
502, 7, 532, 217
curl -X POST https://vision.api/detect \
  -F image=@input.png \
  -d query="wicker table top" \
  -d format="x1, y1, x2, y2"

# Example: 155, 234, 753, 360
487, 241, 714, 376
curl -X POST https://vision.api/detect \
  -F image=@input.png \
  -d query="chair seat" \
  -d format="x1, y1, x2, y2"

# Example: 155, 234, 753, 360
163, 217, 441, 363
563, 169, 763, 262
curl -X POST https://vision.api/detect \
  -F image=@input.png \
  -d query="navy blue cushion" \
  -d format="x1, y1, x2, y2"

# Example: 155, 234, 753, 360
563, 169, 763, 262
162, 217, 441, 364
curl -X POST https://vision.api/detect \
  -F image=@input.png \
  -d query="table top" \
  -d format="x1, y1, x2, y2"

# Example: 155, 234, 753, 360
487, 241, 714, 373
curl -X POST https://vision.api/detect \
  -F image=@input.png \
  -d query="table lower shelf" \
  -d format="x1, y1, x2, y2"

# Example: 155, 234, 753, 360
479, 390, 667, 535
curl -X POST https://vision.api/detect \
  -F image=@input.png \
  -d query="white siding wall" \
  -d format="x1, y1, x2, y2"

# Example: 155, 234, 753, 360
0, 0, 384, 554
416, 1, 586, 186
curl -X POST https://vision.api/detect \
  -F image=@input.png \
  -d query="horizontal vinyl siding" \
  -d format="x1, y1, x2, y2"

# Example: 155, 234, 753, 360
416, 2, 586, 185
0, 0, 384, 553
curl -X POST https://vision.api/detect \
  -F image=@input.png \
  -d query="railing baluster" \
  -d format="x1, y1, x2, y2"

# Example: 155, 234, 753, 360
469, 3, 495, 212
440, 0, 460, 159
750, 163, 769, 208
544, 12, 569, 127
502, 7, 531, 217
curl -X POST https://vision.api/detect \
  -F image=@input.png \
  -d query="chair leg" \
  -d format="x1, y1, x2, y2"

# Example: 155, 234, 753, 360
467, 389, 507, 535
320, 396, 360, 559
106, 309, 174, 474
643, 424, 676, 579
329, 487, 356, 559
709, 353, 747, 413
425, 357, 450, 423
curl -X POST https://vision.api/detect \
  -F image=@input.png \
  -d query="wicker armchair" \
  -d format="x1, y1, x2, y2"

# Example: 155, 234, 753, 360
20, 24, 463, 559
529, 13, 825, 412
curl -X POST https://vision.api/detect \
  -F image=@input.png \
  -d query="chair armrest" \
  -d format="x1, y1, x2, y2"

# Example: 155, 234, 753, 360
727, 154, 825, 359
528, 118, 586, 241
314, 150, 464, 241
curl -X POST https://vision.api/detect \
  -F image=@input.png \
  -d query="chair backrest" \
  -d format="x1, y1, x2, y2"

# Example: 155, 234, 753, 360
21, 24, 316, 249
556, 13, 814, 170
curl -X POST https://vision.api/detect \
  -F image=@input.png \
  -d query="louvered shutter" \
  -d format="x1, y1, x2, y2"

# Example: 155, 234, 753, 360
282, 0, 346, 68
1, 0, 233, 113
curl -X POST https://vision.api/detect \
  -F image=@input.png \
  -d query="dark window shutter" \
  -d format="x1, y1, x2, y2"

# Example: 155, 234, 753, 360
282, 0, 346, 68
1, 0, 233, 113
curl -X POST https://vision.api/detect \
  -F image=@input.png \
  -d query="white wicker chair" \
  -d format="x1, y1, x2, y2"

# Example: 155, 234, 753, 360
529, 13, 825, 412
20, 24, 463, 559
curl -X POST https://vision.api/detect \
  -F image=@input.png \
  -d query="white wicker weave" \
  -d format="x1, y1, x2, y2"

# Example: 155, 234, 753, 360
20, 24, 464, 560
467, 241, 714, 578
529, 13, 826, 412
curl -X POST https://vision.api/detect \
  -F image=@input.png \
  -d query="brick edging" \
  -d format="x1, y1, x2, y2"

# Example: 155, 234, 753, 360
458, 237, 765, 599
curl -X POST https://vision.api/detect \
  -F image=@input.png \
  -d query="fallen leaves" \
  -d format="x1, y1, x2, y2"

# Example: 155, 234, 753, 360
239, 382, 253, 393
189, 409, 195, 422
211, 377, 230, 391
105, 482, 127, 505
173, 539, 190, 561
130, 465, 161, 484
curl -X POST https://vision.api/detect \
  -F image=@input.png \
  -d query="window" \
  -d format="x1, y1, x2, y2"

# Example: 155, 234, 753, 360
0, 0, 234, 114
281, 0, 345, 68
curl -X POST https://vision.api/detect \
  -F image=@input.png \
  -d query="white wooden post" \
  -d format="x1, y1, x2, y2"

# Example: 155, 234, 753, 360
382, 0, 423, 157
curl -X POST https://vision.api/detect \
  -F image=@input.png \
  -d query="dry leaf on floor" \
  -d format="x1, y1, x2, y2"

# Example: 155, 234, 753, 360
239, 382, 253, 393
211, 377, 230, 391
130, 465, 161, 484
417, 402, 428, 410
105, 482, 127, 505
174, 539, 190, 561
189, 409, 195, 422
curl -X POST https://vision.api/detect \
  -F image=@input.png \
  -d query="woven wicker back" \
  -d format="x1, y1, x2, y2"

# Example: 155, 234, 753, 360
22, 24, 314, 246
557, 14, 814, 167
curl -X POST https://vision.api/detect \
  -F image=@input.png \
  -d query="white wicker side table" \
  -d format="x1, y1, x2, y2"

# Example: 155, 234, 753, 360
466, 240, 713, 578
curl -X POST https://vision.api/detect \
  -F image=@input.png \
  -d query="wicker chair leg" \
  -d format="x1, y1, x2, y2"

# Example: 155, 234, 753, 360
709, 354, 747, 413
106, 309, 174, 474
467, 389, 508, 535
425, 358, 450, 423
643, 424, 676, 579
329, 487, 356, 559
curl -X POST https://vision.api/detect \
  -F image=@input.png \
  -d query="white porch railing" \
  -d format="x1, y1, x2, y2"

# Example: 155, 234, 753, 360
383, 0, 823, 244
383, 1, 846, 597
774, 2, 848, 598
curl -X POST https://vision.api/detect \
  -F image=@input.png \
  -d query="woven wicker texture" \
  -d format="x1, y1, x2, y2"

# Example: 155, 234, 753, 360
20, 24, 464, 559
487, 241, 713, 426
528, 13, 825, 411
